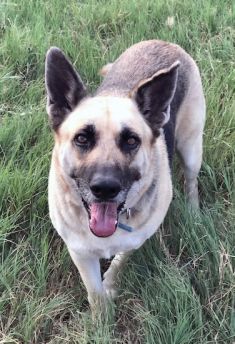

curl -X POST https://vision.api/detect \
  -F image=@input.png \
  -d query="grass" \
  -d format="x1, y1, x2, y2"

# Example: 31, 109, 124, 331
0, 0, 234, 342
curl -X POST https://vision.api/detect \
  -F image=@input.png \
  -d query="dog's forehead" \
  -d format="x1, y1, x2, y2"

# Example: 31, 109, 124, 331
61, 96, 147, 134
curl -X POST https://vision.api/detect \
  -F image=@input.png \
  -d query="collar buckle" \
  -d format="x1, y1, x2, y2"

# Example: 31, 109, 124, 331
126, 208, 131, 219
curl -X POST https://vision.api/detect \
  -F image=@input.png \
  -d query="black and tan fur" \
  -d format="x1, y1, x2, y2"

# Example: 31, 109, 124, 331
45, 40, 205, 312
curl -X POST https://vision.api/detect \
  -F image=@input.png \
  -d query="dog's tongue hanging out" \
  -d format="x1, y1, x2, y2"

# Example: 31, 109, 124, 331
89, 203, 117, 237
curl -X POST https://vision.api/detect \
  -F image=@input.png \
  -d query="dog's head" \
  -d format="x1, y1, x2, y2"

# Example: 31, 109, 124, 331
45, 47, 179, 238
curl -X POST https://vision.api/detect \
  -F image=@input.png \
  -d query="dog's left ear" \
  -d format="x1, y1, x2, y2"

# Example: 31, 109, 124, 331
45, 47, 87, 130
131, 61, 180, 136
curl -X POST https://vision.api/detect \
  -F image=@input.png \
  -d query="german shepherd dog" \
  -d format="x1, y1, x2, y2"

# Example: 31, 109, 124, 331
45, 40, 205, 311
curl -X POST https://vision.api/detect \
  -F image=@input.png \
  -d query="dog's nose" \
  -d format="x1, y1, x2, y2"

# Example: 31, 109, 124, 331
90, 177, 121, 200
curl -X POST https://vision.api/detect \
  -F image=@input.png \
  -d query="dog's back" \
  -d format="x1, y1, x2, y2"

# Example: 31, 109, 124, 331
97, 40, 191, 96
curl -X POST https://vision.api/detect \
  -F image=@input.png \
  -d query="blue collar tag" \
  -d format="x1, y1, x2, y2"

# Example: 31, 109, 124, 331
118, 222, 133, 232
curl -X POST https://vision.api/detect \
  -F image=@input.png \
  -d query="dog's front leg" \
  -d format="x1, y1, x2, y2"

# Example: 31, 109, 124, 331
103, 251, 132, 299
68, 248, 105, 311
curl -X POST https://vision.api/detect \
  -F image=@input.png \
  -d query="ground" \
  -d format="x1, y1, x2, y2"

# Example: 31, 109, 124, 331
0, 0, 234, 343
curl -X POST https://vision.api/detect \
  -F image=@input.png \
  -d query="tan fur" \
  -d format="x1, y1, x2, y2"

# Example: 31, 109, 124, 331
46, 40, 205, 314
49, 97, 173, 309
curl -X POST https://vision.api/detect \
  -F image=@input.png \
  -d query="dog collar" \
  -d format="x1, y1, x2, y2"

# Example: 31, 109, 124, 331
118, 222, 133, 232
118, 207, 133, 232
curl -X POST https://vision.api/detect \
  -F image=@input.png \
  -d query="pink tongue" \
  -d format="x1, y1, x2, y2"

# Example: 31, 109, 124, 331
89, 202, 118, 237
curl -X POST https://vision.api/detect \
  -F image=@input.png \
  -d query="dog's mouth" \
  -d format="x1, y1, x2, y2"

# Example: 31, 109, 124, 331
82, 199, 125, 238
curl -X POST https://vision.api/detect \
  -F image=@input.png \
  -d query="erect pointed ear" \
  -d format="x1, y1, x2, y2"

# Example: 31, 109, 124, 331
132, 61, 180, 136
45, 47, 87, 130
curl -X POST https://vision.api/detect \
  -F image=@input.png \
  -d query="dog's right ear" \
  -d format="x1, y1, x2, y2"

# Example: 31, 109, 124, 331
130, 61, 180, 137
45, 47, 87, 130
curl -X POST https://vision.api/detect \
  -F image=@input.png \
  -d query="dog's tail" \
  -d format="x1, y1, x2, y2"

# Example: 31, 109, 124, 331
99, 63, 113, 77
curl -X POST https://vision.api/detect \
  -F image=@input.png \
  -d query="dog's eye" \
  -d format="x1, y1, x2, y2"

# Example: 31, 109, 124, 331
127, 137, 138, 146
74, 134, 88, 145
125, 136, 140, 150
118, 128, 141, 154
73, 125, 96, 151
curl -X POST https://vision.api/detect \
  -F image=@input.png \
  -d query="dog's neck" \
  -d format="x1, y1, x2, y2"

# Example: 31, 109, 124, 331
125, 181, 157, 216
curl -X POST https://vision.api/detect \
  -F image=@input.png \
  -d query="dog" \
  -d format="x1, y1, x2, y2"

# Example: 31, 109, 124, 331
45, 40, 205, 311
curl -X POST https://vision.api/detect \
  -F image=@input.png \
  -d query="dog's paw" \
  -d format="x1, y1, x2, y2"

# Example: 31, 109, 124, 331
103, 279, 118, 300
104, 286, 118, 300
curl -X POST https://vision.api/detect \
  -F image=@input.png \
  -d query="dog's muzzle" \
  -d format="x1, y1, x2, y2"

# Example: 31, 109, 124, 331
80, 175, 125, 238
72, 164, 139, 238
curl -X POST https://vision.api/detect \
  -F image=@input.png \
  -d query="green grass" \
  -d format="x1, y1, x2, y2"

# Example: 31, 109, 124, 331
0, 0, 234, 342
